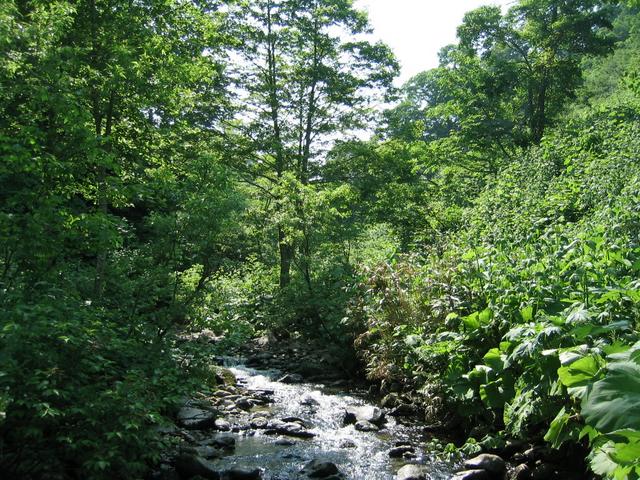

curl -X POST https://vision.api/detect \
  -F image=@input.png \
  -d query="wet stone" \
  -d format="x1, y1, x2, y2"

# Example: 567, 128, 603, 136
396, 464, 428, 480
214, 419, 231, 431
343, 406, 386, 427
355, 420, 379, 432
464, 454, 506, 475
452, 470, 490, 480
174, 454, 220, 480
300, 459, 340, 478
389, 445, 416, 458
220, 468, 262, 480
510, 464, 531, 480
177, 407, 218, 430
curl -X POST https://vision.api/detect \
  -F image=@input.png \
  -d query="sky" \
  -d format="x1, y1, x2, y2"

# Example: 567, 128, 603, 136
355, 0, 513, 85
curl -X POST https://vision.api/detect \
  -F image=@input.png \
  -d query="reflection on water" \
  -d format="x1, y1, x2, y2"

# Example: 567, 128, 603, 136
210, 364, 453, 479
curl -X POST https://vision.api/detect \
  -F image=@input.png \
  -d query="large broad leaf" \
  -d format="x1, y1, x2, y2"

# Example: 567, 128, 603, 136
558, 355, 603, 388
581, 361, 640, 433
544, 407, 580, 448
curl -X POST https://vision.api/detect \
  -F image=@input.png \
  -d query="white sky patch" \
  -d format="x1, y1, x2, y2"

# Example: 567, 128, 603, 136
355, 0, 514, 85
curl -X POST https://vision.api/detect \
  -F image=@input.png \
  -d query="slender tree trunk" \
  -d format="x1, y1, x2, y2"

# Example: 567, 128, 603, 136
264, 1, 293, 288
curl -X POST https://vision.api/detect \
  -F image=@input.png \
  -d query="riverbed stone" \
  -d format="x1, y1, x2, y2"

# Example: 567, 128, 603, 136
250, 417, 269, 429
202, 435, 235, 450
195, 446, 222, 460
338, 438, 357, 448
451, 470, 490, 480
300, 459, 340, 478
214, 418, 231, 431
275, 438, 296, 446
463, 454, 506, 475
396, 464, 428, 480
354, 420, 379, 432
220, 468, 262, 480
174, 454, 220, 480
389, 445, 415, 458
177, 407, 218, 430
510, 464, 531, 480
343, 406, 386, 427
265, 419, 315, 438
235, 398, 253, 411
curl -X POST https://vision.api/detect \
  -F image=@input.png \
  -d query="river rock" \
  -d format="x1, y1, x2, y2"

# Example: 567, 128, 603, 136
265, 419, 315, 438
275, 438, 296, 446
214, 418, 231, 431
510, 464, 531, 480
300, 459, 340, 478
343, 406, 386, 427
195, 446, 222, 460
389, 445, 415, 458
338, 438, 357, 448
250, 417, 269, 429
202, 435, 236, 450
396, 464, 427, 480
451, 470, 490, 480
278, 373, 304, 384
174, 454, 220, 480
235, 398, 253, 411
177, 407, 218, 430
464, 454, 506, 475
220, 468, 262, 480
355, 420, 379, 432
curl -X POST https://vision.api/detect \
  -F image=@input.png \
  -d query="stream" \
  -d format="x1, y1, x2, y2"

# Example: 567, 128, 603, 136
208, 360, 455, 479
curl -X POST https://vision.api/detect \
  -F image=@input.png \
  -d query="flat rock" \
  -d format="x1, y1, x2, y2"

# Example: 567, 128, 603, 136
463, 454, 506, 475
396, 464, 427, 480
452, 470, 490, 480
300, 459, 340, 478
177, 407, 218, 430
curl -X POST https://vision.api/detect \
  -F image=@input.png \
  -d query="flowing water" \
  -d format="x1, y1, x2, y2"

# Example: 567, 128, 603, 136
210, 361, 454, 479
